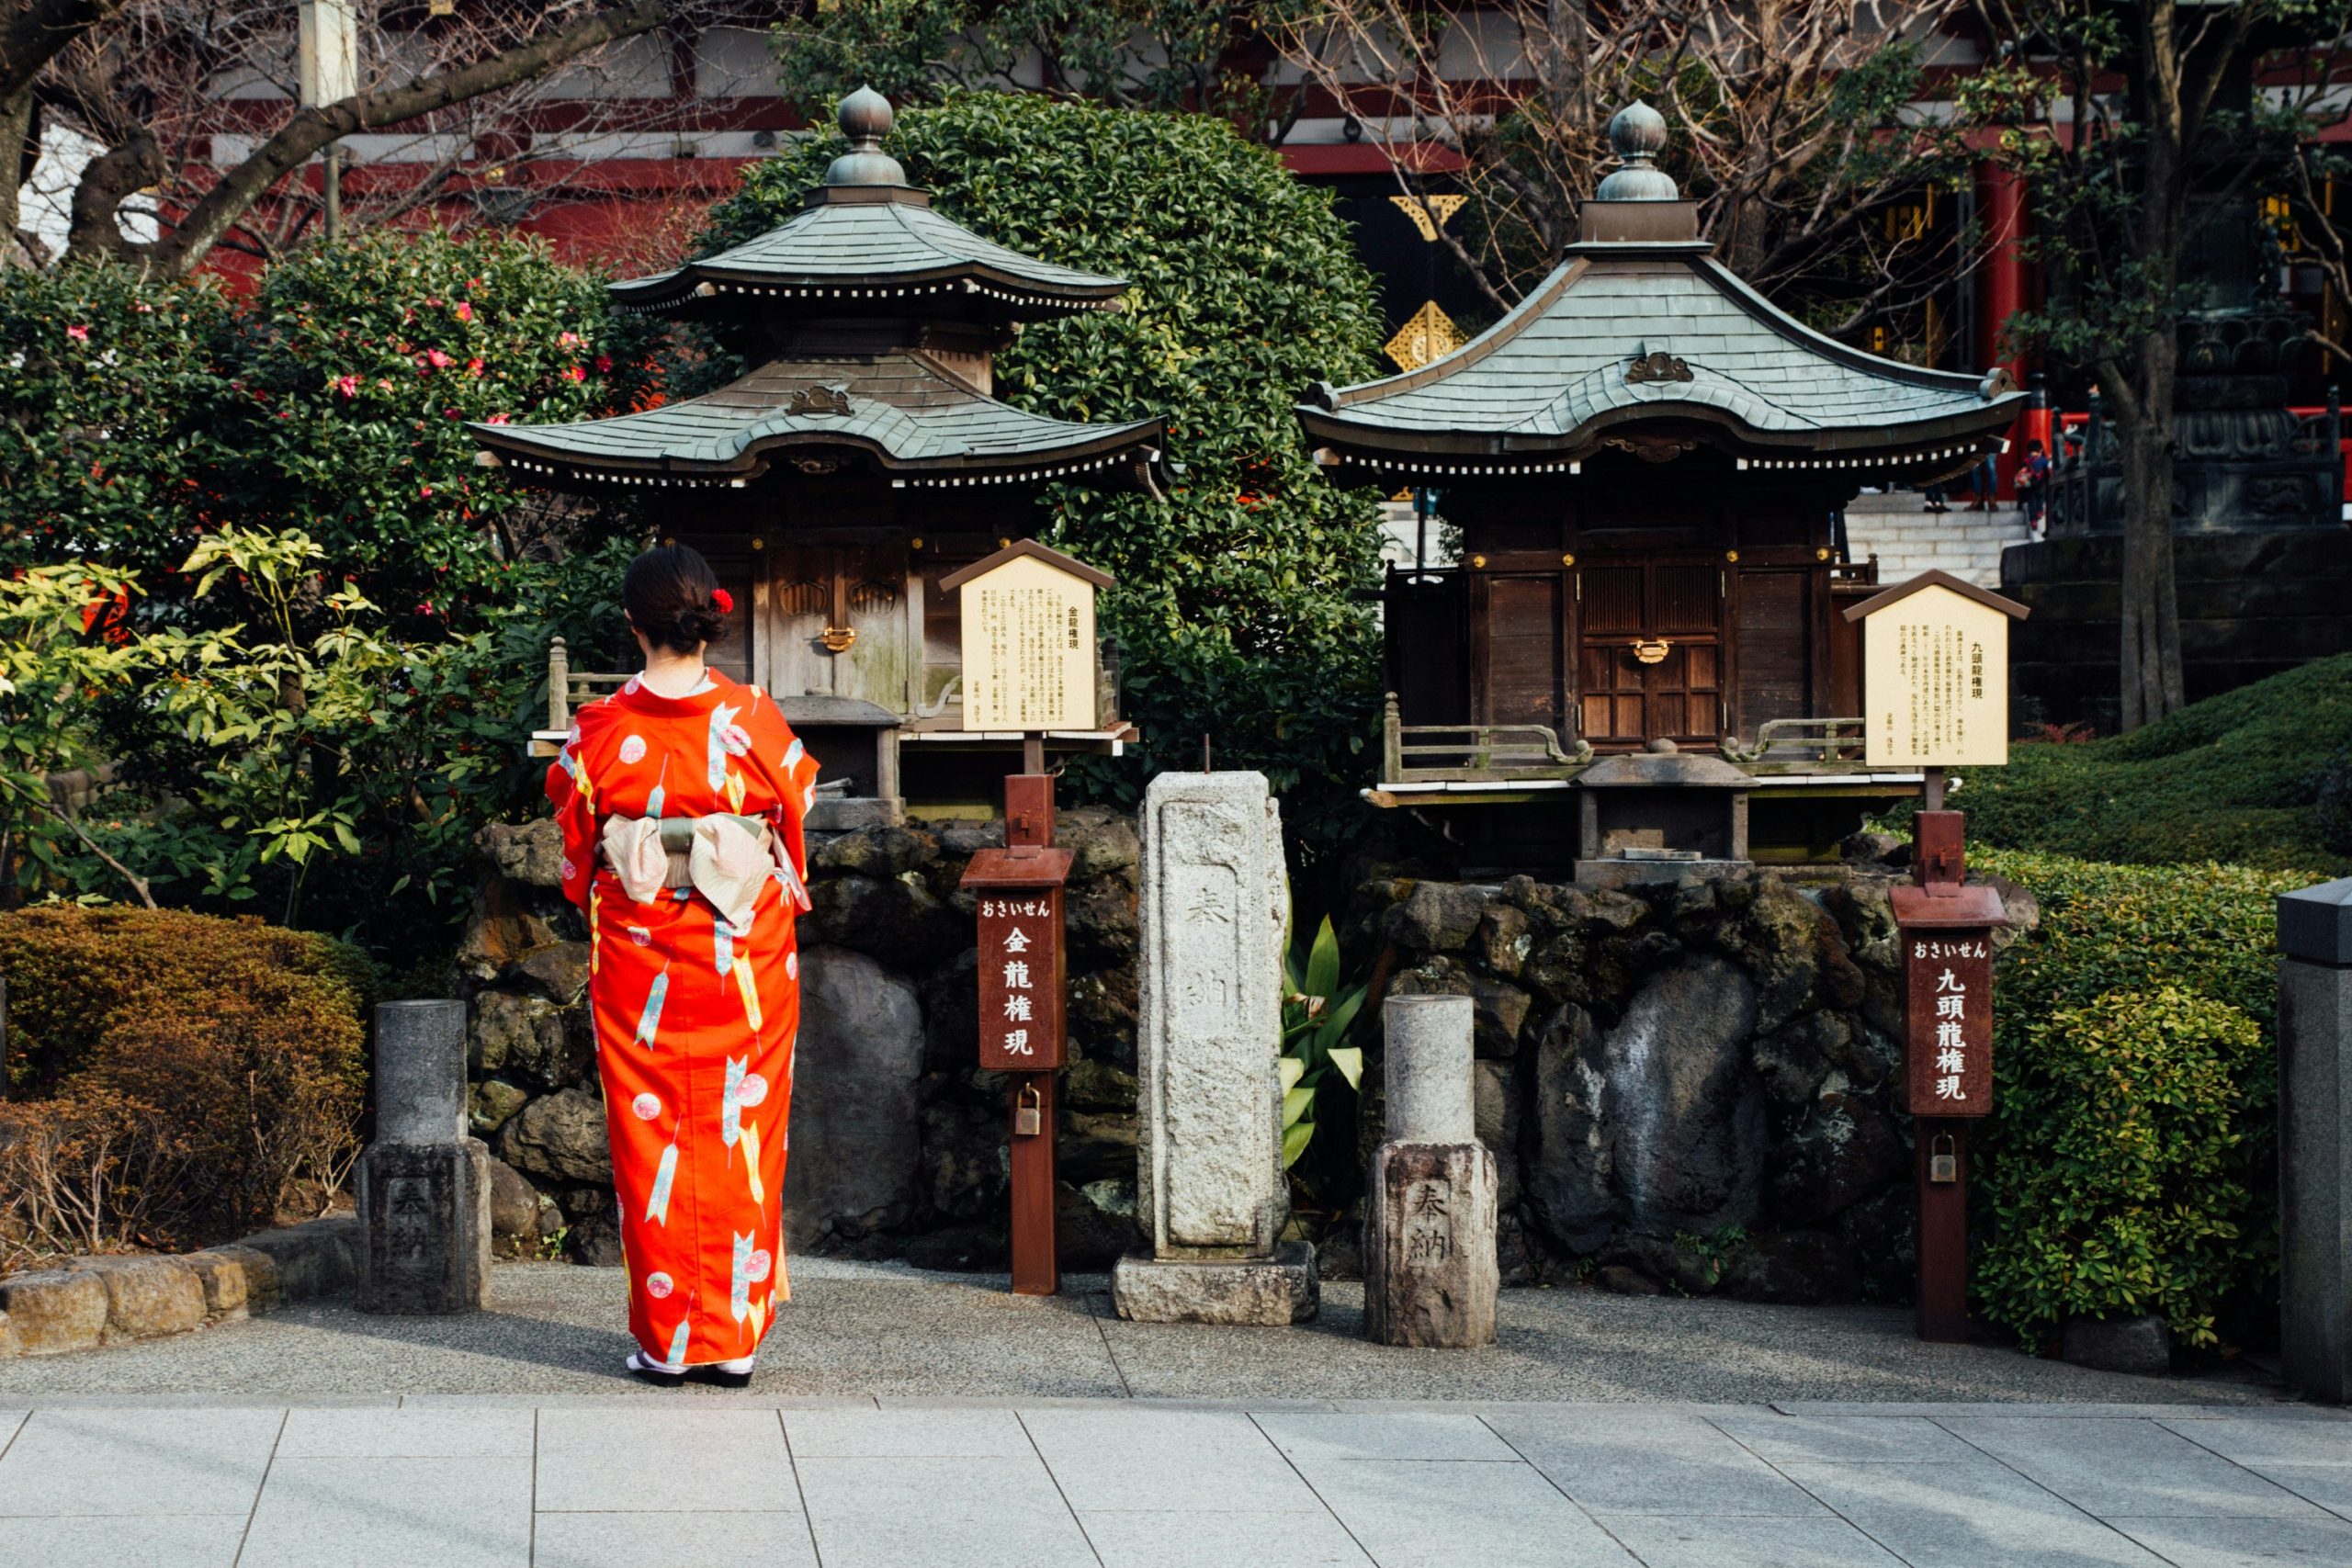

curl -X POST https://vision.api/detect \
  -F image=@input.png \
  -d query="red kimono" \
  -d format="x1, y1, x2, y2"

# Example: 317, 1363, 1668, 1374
545, 670, 821, 1368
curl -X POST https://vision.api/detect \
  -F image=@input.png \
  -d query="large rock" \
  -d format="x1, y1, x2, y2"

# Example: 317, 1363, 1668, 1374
457, 877, 562, 982
782, 945, 923, 1246
1060, 807, 1142, 882
512, 943, 592, 1009
0, 1269, 107, 1352
1384, 881, 1490, 952
1474, 1059, 1521, 1210
1526, 1003, 1615, 1251
1768, 1092, 1910, 1228
800, 874, 967, 971
918, 1101, 1007, 1224
77, 1257, 208, 1340
478, 819, 566, 888
809, 824, 940, 880
496, 1087, 613, 1185
1718, 1230, 1860, 1304
2063, 1314, 2172, 1375
487, 1156, 550, 1243
469, 992, 588, 1089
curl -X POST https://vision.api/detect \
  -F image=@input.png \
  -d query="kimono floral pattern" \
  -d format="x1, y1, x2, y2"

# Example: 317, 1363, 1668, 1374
547, 669, 820, 1368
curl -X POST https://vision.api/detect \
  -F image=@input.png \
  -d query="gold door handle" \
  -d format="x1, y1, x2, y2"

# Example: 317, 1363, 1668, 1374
1631, 638, 1672, 665
820, 625, 857, 653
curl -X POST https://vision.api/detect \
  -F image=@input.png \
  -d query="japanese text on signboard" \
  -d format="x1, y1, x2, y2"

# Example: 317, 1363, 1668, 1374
977, 894, 1064, 1070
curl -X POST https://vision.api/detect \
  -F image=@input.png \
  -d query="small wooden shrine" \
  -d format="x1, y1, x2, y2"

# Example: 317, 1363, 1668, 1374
476, 88, 1162, 824
1299, 103, 2026, 870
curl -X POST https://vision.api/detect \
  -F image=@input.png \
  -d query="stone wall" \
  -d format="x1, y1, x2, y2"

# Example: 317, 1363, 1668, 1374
1340, 855, 2037, 1303
461, 810, 1144, 1271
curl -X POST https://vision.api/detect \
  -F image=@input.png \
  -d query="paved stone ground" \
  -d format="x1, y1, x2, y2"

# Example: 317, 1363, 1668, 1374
0, 1261, 2335, 1565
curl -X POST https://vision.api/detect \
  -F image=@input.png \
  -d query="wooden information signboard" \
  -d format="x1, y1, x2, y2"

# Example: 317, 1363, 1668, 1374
1843, 571, 2026, 1342
1844, 569, 2026, 770
938, 540, 1113, 734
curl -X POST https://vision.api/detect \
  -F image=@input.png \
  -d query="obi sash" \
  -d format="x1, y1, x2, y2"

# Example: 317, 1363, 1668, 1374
599, 813, 780, 930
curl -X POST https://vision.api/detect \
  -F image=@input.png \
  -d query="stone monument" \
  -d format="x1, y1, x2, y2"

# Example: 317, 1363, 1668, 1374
356, 999, 492, 1314
1112, 772, 1317, 1325
2280, 875, 2352, 1401
1364, 994, 1498, 1348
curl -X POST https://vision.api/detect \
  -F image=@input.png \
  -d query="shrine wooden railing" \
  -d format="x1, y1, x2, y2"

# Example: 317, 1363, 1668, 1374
1380, 694, 1594, 783
1719, 717, 1869, 771
545, 637, 631, 737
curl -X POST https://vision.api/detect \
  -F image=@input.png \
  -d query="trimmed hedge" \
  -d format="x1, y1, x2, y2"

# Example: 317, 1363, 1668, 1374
1973, 849, 2304, 1350
1960, 655, 2352, 874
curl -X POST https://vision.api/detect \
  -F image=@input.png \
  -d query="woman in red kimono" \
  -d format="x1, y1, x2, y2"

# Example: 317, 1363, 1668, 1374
545, 545, 820, 1387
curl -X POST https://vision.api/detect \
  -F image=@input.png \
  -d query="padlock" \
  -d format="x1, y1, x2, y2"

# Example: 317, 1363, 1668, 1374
1013, 1085, 1043, 1138
1928, 1134, 1958, 1184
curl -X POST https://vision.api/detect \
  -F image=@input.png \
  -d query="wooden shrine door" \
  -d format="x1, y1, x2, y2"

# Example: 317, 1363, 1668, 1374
1577, 558, 1724, 747
763, 542, 916, 709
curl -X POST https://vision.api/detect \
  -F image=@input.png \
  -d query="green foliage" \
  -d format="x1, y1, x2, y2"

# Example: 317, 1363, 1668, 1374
1954, 655, 2352, 874
1973, 849, 2304, 1349
0, 566, 146, 899
214, 226, 647, 634
704, 94, 1389, 844
0, 263, 234, 581
769, 0, 1267, 123
1280, 913, 1367, 1176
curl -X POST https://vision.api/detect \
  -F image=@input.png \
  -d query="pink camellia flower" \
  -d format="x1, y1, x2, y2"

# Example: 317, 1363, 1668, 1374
595, 355, 613, 372
424, 349, 455, 370
334, 375, 360, 399
66, 324, 89, 341
484, 412, 511, 424
565, 365, 585, 382
454, 301, 473, 322
419, 485, 435, 498
559, 331, 582, 346
466, 357, 483, 375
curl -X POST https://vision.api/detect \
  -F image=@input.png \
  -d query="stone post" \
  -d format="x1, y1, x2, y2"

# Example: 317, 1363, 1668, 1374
2280, 876, 2352, 1400
1112, 772, 1317, 1325
1364, 994, 1498, 1348
356, 999, 492, 1314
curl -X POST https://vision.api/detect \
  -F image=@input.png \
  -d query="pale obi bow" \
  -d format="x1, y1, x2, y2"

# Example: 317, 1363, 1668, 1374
599, 813, 782, 930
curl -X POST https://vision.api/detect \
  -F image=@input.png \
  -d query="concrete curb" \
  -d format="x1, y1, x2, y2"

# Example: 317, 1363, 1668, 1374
0, 1215, 358, 1357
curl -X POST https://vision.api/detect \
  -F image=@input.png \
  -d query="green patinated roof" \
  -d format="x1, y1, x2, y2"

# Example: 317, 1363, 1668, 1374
469, 352, 1159, 483
1301, 244, 2023, 461
606, 195, 1127, 317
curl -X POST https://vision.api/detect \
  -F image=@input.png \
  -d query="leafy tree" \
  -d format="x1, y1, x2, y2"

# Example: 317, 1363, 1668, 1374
1961, 0, 2352, 729
769, 0, 1279, 130
701, 93, 1389, 844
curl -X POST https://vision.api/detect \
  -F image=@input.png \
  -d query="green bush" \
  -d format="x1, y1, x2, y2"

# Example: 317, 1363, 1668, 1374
1973, 849, 2305, 1349
702, 93, 1390, 846
1958, 655, 2352, 874
0, 906, 371, 1250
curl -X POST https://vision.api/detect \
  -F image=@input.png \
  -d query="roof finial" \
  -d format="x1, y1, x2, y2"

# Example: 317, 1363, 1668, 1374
825, 85, 909, 186
1594, 101, 1678, 202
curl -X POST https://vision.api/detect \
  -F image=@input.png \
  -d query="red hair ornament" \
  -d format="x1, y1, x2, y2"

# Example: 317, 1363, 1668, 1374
712, 589, 734, 614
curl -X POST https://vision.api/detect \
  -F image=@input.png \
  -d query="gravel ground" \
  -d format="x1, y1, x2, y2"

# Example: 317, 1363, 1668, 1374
0, 1259, 2293, 1406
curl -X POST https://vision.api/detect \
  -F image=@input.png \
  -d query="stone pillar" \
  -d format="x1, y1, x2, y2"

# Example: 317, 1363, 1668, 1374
2280, 876, 2352, 1400
356, 999, 492, 1314
1112, 772, 1316, 1325
1364, 995, 1498, 1348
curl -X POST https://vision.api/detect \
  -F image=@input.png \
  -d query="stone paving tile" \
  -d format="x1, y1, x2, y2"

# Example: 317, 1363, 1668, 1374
1594, 1514, 1906, 1566
0, 1513, 247, 1567
237, 1453, 532, 1568
1777, 1461, 2170, 1566
1251, 1411, 1520, 1463
2164, 1416, 2352, 1467
1301, 1457, 1639, 1567
530, 1510, 819, 1567
2108, 1514, 2352, 1566
1079, 1507, 1374, 1567
2235, 1464, 2352, 1520
795, 1454, 1097, 1568
1938, 1416, 2325, 1518
534, 1407, 796, 1513
1711, 1413, 1984, 1465
0, 1406, 281, 1517
785, 1406, 1027, 1458
1021, 1407, 1323, 1512
276, 1405, 535, 1458
0, 1411, 22, 1452
1487, 1408, 1829, 1517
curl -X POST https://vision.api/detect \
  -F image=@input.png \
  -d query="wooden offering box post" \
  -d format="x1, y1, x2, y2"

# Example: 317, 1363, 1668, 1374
1843, 570, 2028, 1342
949, 541, 1115, 1296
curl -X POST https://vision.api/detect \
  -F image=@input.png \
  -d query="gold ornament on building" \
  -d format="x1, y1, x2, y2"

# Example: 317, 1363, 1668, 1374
1389, 193, 1467, 243
1385, 299, 1466, 373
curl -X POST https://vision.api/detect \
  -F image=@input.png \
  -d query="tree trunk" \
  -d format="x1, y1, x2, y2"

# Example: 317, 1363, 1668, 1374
2116, 329, 2188, 729
2, 86, 32, 266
